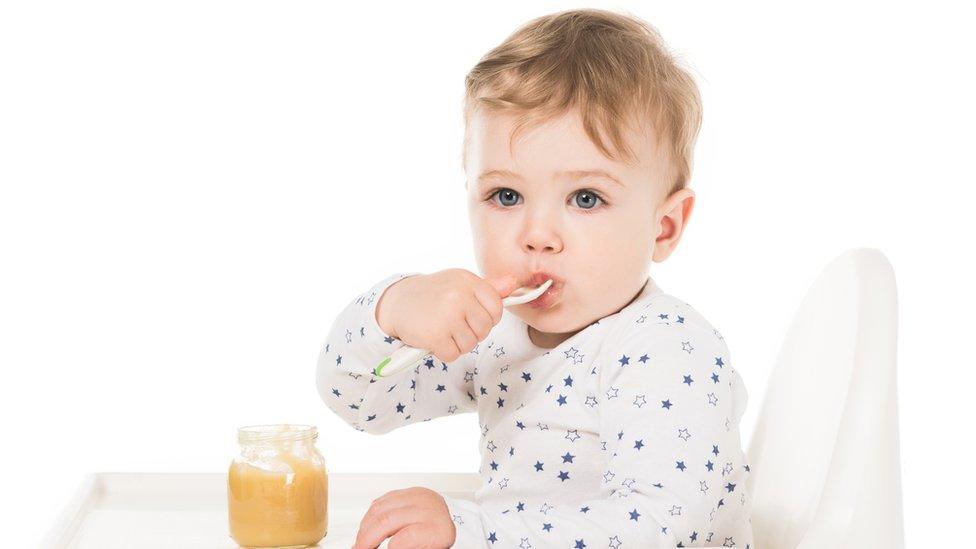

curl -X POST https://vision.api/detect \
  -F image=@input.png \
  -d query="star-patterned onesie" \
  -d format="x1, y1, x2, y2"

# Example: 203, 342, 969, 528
317, 273, 755, 548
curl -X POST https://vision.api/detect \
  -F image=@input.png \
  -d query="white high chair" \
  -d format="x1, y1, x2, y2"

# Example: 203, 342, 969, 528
746, 248, 905, 548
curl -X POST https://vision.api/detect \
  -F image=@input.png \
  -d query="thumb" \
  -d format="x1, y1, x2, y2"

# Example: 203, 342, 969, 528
485, 274, 519, 298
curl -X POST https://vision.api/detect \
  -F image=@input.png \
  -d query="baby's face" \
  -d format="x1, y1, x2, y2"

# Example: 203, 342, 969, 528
465, 108, 675, 340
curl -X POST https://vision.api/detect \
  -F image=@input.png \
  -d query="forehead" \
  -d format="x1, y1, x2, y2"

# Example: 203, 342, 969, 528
465, 107, 661, 178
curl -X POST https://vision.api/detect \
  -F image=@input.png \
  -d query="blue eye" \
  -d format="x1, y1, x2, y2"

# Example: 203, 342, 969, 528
574, 190, 602, 210
486, 187, 607, 212
495, 188, 520, 207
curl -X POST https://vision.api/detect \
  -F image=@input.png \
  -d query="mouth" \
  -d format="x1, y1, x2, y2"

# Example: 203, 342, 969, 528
522, 271, 562, 309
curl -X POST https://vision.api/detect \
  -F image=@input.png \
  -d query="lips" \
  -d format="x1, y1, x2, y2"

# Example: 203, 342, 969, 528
523, 271, 562, 309
523, 270, 558, 288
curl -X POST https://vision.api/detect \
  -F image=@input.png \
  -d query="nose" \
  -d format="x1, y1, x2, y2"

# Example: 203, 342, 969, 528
521, 211, 563, 254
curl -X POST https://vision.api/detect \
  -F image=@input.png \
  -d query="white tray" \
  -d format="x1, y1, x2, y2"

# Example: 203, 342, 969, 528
45, 472, 481, 548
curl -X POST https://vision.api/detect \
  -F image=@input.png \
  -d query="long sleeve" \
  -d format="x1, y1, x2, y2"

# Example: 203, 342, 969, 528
316, 272, 480, 434
442, 302, 753, 548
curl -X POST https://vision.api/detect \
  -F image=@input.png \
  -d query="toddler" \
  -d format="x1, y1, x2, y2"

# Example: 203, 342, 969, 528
318, 8, 754, 548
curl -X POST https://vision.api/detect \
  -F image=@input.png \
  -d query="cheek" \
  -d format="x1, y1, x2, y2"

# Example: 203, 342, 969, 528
607, 208, 656, 254
468, 206, 491, 240
472, 209, 515, 246
569, 225, 646, 282
572, 220, 630, 257
470, 214, 511, 271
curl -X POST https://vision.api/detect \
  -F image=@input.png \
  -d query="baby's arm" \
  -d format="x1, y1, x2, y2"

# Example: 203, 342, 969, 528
316, 273, 478, 434
443, 300, 753, 547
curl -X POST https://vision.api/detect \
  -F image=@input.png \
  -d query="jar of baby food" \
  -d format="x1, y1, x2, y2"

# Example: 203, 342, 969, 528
228, 424, 329, 548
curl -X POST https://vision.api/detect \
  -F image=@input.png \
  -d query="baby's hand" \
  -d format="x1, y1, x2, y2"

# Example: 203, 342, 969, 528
352, 487, 455, 549
375, 269, 518, 363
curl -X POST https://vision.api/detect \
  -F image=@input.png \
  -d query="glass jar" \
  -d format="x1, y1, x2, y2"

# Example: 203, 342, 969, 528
228, 424, 329, 548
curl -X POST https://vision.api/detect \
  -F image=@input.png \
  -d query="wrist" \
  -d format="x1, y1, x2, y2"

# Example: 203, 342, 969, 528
375, 276, 410, 339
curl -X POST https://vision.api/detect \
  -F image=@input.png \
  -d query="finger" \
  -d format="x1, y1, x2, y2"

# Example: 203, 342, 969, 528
432, 336, 461, 363
362, 489, 430, 521
353, 506, 427, 549
387, 523, 430, 549
465, 303, 494, 341
363, 490, 407, 518
451, 324, 478, 355
474, 281, 505, 324
484, 274, 518, 298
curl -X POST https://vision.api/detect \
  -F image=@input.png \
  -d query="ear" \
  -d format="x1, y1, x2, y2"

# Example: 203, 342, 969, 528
652, 187, 696, 263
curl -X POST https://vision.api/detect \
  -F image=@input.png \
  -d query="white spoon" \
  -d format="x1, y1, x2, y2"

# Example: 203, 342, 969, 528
373, 279, 553, 377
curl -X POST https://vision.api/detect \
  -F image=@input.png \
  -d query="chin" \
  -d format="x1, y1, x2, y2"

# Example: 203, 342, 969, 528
519, 303, 587, 335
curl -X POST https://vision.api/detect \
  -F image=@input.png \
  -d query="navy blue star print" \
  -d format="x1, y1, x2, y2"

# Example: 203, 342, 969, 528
317, 273, 754, 547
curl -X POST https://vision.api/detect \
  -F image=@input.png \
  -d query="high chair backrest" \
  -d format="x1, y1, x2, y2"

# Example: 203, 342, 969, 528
745, 248, 905, 549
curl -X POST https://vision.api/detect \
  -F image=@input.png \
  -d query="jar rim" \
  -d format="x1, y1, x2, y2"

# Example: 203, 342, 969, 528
237, 424, 318, 444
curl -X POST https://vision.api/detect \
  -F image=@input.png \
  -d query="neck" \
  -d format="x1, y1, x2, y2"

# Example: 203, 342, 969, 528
527, 325, 579, 349
526, 277, 651, 349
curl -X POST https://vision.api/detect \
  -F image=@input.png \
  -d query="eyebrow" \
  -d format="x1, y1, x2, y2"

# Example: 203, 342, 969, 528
477, 169, 625, 187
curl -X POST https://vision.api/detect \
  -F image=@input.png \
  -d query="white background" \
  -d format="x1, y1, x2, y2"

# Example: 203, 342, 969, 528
1, 0, 973, 546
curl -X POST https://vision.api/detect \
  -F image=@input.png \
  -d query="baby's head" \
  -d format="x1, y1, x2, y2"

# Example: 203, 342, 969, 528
462, 8, 703, 342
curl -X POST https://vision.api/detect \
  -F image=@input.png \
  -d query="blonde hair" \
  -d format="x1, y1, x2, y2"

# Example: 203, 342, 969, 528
463, 8, 703, 197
